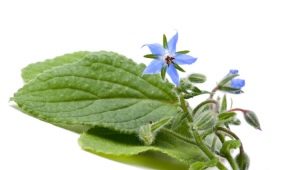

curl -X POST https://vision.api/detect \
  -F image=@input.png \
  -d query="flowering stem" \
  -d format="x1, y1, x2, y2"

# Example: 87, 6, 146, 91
209, 86, 219, 99
179, 94, 227, 170
228, 108, 247, 113
192, 130, 227, 170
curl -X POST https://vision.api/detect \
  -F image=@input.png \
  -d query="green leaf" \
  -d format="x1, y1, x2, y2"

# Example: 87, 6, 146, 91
144, 54, 157, 59
189, 159, 218, 170
220, 95, 227, 112
13, 51, 179, 133
22, 51, 90, 83
220, 140, 241, 156
176, 50, 190, 54
218, 112, 237, 125
79, 127, 208, 166
244, 110, 261, 130
163, 34, 168, 49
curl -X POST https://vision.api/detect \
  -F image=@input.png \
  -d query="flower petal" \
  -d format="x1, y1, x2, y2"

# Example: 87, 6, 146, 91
229, 69, 239, 74
143, 60, 164, 74
168, 32, 178, 54
175, 54, 197, 65
167, 64, 179, 86
231, 79, 245, 89
143, 43, 165, 56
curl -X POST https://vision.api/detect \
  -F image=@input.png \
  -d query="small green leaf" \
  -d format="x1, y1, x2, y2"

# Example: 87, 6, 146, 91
219, 86, 244, 94
218, 112, 236, 122
235, 152, 250, 170
144, 54, 157, 59
220, 95, 227, 112
244, 111, 261, 130
22, 51, 90, 83
189, 159, 218, 170
151, 117, 172, 132
161, 65, 167, 80
220, 140, 241, 156
79, 127, 208, 165
173, 63, 185, 72
163, 34, 168, 49
13, 51, 178, 133
177, 50, 190, 54
188, 73, 206, 83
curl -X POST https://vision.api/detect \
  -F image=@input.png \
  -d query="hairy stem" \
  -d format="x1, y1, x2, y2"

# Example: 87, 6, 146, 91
192, 130, 227, 170
192, 99, 219, 115
179, 94, 227, 170
226, 154, 239, 170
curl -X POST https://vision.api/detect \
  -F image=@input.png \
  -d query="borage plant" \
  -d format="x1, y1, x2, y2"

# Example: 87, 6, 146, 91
12, 32, 260, 170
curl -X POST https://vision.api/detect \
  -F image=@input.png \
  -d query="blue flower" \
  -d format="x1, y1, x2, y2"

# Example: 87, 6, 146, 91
231, 79, 245, 89
228, 69, 245, 93
143, 32, 197, 86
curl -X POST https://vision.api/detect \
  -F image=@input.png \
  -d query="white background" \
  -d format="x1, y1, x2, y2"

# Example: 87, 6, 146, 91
1, 0, 300, 169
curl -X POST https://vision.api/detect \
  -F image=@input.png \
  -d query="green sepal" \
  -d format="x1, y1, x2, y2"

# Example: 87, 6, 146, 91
220, 95, 227, 112
218, 74, 239, 87
161, 65, 167, 80
177, 50, 190, 54
144, 54, 157, 59
173, 63, 185, 72
163, 34, 168, 49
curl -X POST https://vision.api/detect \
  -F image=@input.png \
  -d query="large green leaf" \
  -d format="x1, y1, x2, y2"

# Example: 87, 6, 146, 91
22, 51, 90, 83
79, 127, 207, 167
13, 51, 178, 133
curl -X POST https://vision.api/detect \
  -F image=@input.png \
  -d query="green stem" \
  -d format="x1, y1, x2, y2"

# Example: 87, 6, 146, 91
192, 130, 227, 170
179, 94, 227, 170
226, 154, 239, 170
193, 99, 219, 115
179, 95, 193, 122
217, 127, 243, 170
209, 86, 219, 99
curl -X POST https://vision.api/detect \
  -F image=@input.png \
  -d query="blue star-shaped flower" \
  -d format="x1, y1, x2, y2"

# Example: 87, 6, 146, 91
143, 32, 197, 86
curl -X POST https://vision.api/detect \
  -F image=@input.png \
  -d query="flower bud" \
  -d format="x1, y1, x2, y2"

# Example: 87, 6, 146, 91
193, 111, 217, 130
188, 73, 206, 83
138, 124, 154, 145
244, 110, 261, 130
235, 152, 250, 170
